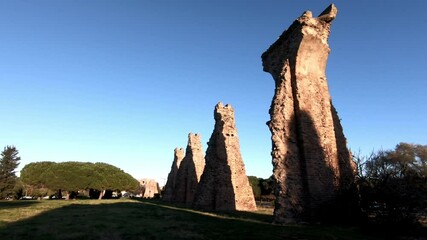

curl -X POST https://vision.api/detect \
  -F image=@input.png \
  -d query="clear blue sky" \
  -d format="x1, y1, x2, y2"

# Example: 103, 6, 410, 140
1, 0, 426, 185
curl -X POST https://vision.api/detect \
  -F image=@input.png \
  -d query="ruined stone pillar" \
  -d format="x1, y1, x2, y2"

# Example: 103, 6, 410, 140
173, 133, 205, 205
162, 147, 185, 202
193, 103, 257, 211
140, 179, 160, 198
262, 4, 357, 223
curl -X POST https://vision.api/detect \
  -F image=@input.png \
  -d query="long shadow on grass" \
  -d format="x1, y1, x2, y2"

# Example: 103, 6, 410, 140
0, 199, 374, 240
141, 198, 274, 224
0, 200, 40, 210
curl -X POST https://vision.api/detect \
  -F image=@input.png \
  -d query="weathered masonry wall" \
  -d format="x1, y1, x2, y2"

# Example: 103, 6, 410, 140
162, 148, 185, 202
173, 133, 205, 205
262, 4, 357, 223
193, 103, 257, 211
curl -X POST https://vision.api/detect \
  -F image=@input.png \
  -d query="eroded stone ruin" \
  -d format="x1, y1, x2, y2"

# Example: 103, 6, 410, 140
193, 103, 257, 211
162, 147, 185, 202
140, 178, 159, 198
262, 4, 357, 223
173, 133, 205, 205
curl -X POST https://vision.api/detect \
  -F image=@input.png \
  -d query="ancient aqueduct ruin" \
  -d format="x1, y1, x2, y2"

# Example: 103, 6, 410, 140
163, 4, 357, 224
164, 103, 257, 211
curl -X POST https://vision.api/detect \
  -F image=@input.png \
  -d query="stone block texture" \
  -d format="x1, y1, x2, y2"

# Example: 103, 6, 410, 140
140, 178, 159, 198
262, 4, 357, 223
173, 133, 205, 205
193, 103, 257, 211
162, 147, 185, 202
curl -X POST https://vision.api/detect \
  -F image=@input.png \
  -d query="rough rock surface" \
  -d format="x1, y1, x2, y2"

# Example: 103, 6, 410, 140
173, 133, 205, 205
162, 147, 185, 201
193, 103, 257, 211
140, 179, 159, 198
262, 4, 357, 223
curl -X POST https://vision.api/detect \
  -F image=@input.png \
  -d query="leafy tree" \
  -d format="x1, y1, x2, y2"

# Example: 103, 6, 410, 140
46, 162, 92, 200
248, 176, 261, 200
20, 161, 56, 198
12, 177, 24, 200
248, 175, 276, 204
92, 162, 139, 199
0, 146, 21, 199
259, 175, 275, 196
20, 161, 139, 200
356, 143, 427, 228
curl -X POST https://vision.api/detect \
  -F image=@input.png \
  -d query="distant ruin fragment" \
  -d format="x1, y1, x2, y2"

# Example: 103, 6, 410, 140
140, 179, 159, 198
193, 103, 257, 211
262, 4, 357, 223
162, 147, 185, 201
173, 133, 205, 205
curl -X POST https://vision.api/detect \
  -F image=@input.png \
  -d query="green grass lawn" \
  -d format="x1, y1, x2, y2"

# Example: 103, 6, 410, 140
0, 198, 382, 240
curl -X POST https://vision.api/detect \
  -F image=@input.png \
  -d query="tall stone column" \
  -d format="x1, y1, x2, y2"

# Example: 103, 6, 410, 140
193, 103, 257, 211
173, 133, 205, 205
262, 4, 357, 223
162, 147, 185, 202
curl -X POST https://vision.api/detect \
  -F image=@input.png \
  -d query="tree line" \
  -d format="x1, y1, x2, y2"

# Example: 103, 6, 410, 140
248, 175, 275, 205
0, 146, 139, 200
355, 142, 427, 229
20, 161, 140, 200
